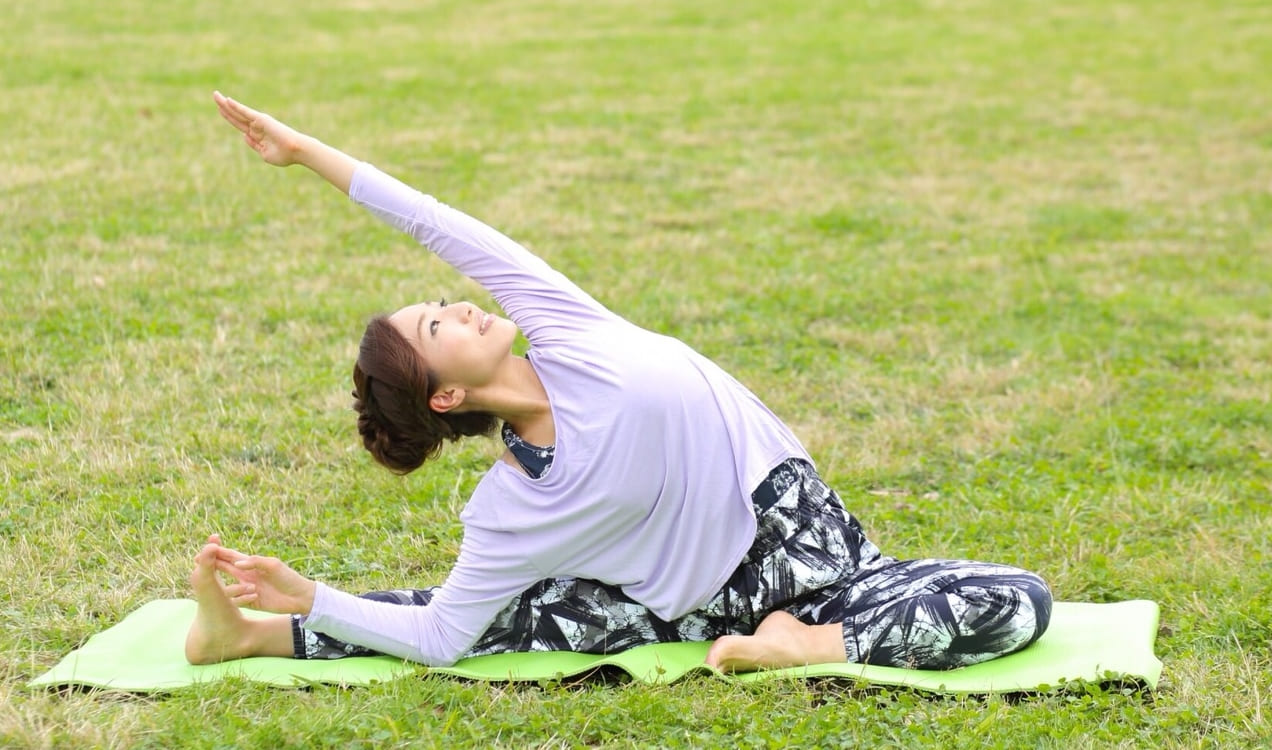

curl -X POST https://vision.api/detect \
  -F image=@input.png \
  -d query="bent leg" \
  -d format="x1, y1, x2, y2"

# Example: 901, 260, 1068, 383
708, 559, 1051, 673
825, 559, 1053, 670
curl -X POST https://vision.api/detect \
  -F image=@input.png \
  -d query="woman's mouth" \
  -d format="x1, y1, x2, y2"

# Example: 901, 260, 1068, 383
479, 313, 493, 335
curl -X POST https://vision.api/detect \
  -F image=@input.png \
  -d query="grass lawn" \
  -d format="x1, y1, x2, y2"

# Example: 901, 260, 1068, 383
2, 0, 1269, 746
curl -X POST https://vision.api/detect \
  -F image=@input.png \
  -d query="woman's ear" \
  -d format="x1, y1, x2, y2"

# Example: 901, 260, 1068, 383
429, 387, 466, 413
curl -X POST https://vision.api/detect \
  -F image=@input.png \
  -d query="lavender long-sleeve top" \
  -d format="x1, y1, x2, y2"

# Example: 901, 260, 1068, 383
301, 163, 810, 665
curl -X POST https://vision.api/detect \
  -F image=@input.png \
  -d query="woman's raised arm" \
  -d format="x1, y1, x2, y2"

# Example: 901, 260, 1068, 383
213, 91, 618, 341
213, 91, 357, 194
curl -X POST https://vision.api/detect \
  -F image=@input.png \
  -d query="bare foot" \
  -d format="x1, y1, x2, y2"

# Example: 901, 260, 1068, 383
184, 542, 257, 665
705, 611, 847, 673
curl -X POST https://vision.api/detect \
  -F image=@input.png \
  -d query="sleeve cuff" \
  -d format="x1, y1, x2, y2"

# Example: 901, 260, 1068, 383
299, 581, 338, 628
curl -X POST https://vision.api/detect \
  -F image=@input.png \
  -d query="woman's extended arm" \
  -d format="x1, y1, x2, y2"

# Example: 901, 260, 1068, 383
213, 91, 619, 344
214, 91, 357, 194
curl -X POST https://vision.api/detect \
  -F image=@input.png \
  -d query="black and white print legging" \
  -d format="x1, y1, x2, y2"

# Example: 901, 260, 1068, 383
293, 459, 1053, 670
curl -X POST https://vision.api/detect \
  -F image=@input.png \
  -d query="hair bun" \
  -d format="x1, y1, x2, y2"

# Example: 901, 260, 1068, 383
351, 315, 498, 474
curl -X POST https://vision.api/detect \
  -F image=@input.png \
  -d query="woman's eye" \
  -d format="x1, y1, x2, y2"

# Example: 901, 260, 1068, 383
439, 298, 448, 307
429, 320, 440, 336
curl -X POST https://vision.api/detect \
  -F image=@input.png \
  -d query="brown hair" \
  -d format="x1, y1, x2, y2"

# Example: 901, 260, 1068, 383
351, 315, 498, 474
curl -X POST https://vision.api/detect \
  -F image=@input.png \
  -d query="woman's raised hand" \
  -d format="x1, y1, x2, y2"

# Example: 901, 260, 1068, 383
212, 91, 358, 194
213, 91, 307, 167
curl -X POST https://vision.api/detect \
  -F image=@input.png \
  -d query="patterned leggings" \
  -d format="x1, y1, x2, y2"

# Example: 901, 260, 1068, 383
294, 460, 1052, 670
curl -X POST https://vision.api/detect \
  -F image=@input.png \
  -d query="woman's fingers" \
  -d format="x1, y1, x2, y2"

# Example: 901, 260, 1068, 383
227, 555, 280, 580
213, 544, 249, 562
213, 91, 259, 134
217, 107, 245, 133
213, 91, 247, 119
215, 558, 246, 581
221, 94, 265, 128
223, 582, 259, 607
236, 557, 291, 586
215, 100, 248, 130
223, 582, 255, 598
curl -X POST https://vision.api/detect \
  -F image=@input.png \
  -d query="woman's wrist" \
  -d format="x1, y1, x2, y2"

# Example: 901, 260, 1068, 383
297, 579, 318, 616
290, 134, 324, 169
292, 136, 358, 194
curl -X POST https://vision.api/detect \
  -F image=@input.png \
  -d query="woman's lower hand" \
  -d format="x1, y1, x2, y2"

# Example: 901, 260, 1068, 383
212, 542, 318, 616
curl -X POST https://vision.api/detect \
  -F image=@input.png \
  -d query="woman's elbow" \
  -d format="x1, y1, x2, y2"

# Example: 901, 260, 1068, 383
413, 632, 472, 667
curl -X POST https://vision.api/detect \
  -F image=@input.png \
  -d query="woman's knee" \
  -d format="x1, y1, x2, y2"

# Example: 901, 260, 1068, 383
1017, 571, 1053, 645
941, 568, 1053, 647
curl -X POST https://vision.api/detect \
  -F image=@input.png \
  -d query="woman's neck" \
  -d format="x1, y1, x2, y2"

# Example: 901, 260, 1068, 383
466, 356, 555, 445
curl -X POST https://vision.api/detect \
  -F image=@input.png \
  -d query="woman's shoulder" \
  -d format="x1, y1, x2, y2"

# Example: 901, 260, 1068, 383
534, 320, 692, 371
460, 459, 562, 529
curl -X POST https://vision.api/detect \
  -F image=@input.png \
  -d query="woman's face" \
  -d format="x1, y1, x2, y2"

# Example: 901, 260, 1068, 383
387, 300, 518, 391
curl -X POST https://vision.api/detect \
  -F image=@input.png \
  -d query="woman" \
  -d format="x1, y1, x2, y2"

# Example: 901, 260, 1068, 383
186, 92, 1052, 673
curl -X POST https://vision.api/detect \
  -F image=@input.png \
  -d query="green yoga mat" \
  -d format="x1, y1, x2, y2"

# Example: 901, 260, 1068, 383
30, 599, 1162, 694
